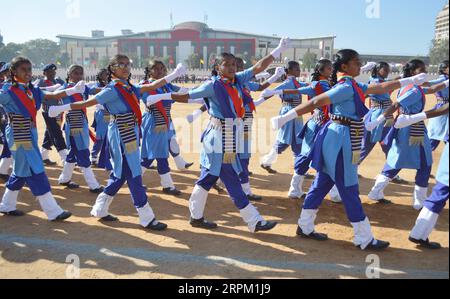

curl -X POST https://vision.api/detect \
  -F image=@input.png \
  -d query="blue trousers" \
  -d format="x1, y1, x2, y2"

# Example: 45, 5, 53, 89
430, 139, 441, 152
276, 139, 302, 158
42, 112, 67, 152
239, 158, 250, 184
294, 154, 311, 176
66, 137, 91, 168
359, 129, 390, 163
6, 171, 51, 197
197, 165, 250, 210
0, 126, 11, 159
104, 157, 148, 209
424, 182, 449, 214
91, 139, 104, 159
141, 158, 170, 175
303, 151, 366, 223
381, 146, 431, 188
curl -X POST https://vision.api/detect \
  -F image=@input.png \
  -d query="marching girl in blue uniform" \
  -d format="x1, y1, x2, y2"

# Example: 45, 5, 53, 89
0, 56, 79, 221
391, 103, 450, 249
146, 38, 291, 232
37, 64, 67, 166
56, 65, 103, 194
140, 60, 197, 196
0, 63, 13, 182
426, 60, 449, 151
262, 59, 341, 202
89, 69, 109, 166
260, 61, 308, 179
49, 54, 187, 230
271, 49, 429, 250
367, 60, 449, 210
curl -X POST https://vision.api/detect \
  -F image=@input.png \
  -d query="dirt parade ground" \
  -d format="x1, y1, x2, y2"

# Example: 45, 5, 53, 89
0, 85, 448, 279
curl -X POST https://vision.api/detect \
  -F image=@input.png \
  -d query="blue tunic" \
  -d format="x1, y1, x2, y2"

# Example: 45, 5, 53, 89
436, 141, 449, 186
240, 81, 260, 160
188, 69, 255, 176
274, 77, 308, 145
140, 82, 180, 160
60, 83, 92, 151
95, 80, 143, 179
0, 84, 45, 177
311, 79, 369, 187
386, 85, 433, 170
428, 75, 449, 142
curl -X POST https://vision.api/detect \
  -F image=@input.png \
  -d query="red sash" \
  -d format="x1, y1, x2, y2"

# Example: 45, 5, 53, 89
45, 79, 53, 87
10, 86, 37, 124
115, 82, 143, 127
292, 77, 301, 89
142, 80, 169, 126
222, 81, 245, 118
242, 87, 256, 113
313, 81, 329, 119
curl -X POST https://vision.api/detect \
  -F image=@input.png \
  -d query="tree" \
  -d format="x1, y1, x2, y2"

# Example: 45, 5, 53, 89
302, 51, 317, 71
0, 43, 24, 62
57, 52, 71, 68
429, 38, 449, 66
21, 39, 60, 67
186, 53, 200, 69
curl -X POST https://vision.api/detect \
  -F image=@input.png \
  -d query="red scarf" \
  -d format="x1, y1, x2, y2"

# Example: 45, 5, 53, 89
338, 72, 365, 104
114, 81, 143, 127
312, 79, 329, 118
143, 80, 169, 126
67, 83, 96, 142
10, 86, 37, 124
242, 87, 256, 113
292, 77, 301, 89
45, 79, 54, 87
221, 78, 245, 118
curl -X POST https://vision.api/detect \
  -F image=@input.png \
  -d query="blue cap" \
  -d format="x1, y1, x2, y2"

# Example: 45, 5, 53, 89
43, 63, 57, 72
0, 63, 10, 74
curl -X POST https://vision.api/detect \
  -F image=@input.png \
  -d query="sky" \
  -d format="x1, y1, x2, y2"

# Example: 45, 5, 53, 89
0, 0, 448, 56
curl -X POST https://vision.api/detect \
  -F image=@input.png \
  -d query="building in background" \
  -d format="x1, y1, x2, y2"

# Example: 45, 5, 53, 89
435, 1, 449, 41
57, 21, 335, 69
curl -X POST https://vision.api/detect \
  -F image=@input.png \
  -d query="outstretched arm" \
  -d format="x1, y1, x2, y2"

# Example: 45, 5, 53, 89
424, 80, 449, 94
251, 38, 291, 75
366, 73, 428, 95
395, 103, 449, 129
140, 64, 187, 93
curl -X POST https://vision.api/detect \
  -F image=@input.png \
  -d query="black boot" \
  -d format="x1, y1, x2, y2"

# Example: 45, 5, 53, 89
184, 162, 194, 170
0, 174, 10, 182
409, 237, 441, 250
60, 181, 80, 189
260, 164, 277, 174
90, 186, 105, 194
52, 211, 72, 222
163, 187, 182, 196
146, 219, 168, 231
43, 159, 57, 166
1, 210, 25, 217
190, 217, 218, 229
360, 239, 390, 250
296, 226, 328, 241
247, 194, 263, 201
100, 215, 119, 222
255, 221, 277, 232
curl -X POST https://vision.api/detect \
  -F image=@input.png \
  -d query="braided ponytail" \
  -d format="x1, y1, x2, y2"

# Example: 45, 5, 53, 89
402, 59, 425, 78
331, 49, 359, 85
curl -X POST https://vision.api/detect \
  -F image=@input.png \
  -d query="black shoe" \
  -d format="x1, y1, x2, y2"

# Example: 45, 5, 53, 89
376, 198, 392, 204
184, 162, 194, 170
296, 226, 328, 241
190, 217, 218, 229
100, 215, 119, 222
247, 194, 263, 201
0, 174, 10, 182
213, 183, 225, 194
146, 219, 167, 231
142, 185, 148, 190
248, 171, 254, 176
361, 239, 390, 250
148, 165, 157, 170
52, 211, 72, 222
163, 187, 182, 196
260, 164, 277, 174
409, 237, 441, 250
358, 174, 363, 179
305, 173, 315, 180
255, 221, 277, 232
392, 177, 409, 185
43, 159, 57, 166
60, 181, 80, 189
89, 186, 104, 194
1, 210, 25, 217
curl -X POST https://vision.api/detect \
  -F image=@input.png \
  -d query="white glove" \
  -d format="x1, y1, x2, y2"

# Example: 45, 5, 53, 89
49, 104, 72, 118
267, 67, 285, 84
360, 62, 377, 72
32, 79, 40, 87
65, 80, 86, 96
399, 73, 427, 87
187, 109, 203, 123
255, 72, 270, 81
394, 112, 427, 129
43, 84, 62, 92
271, 37, 292, 59
178, 87, 190, 93
365, 115, 386, 132
271, 109, 298, 130
87, 82, 97, 89
254, 97, 266, 107
261, 89, 283, 98
187, 98, 205, 104
164, 63, 187, 83
146, 93, 172, 107
96, 104, 105, 111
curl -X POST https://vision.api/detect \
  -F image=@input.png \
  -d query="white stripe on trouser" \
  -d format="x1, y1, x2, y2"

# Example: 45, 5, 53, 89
0, 189, 19, 213
368, 175, 391, 201
289, 174, 305, 198
37, 192, 64, 220
58, 149, 68, 163
81, 167, 101, 190
351, 217, 375, 250
410, 207, 439, 241
58, 162, 76, 184
40, 148, 50, 160
239, 203, 264, 233
413, 185, 428, 210
189, 185, 209, 220
241, 182, 252, 196
261, 148, 277, 167
137, 203, 156, 227
298, 209, 318, 235
90, 193, 114, 218
0, 157, 12, 175
160, 173, 175, 189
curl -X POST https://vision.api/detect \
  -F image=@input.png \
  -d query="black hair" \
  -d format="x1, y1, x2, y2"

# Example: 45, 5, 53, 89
216, 53, 236, 66
371, 61, 390, 79
96, 68, 108, 87
211, 61, 219, 77
10, 56, 34, 89
285, 61, 300, 75
311, 59, 332, 82
331, 49, 359, 85
402, 59, 425, 78
66, 64, 84, 83
439, 60, 449, 75
144, 60, 166, 81
107, 54, 132, 85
